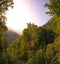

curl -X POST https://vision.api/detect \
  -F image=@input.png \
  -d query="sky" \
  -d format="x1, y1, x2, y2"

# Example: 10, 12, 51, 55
6, 0, 51, 33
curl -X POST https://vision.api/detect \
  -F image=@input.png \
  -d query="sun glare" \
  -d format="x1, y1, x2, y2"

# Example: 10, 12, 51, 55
6, 0, 31, 32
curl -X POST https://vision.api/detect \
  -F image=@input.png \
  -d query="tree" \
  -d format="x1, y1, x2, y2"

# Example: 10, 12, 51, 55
26, 48, 45, 64
0, 0, 13, 14
7, 36, 30, 63
0, 0, 14, 36
0, 0, 14, 64
45, 36, 60, 64
45, 43, 57, 64
23, 23, 39, 51
0, 0, 14, 33
0, 0, 14, 52
38, 27, 55, 45
45, 0, 60, 17
0, 0, 14, 26
54, 36, 60, 64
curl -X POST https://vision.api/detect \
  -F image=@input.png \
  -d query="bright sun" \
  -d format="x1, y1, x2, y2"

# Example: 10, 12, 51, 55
6, 0, 50, 34
6, 0, 31, 32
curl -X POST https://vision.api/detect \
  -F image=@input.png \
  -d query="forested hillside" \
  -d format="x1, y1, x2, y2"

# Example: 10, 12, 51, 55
5, 21, 60, 64
0, 18, 60, 64
43, 16, 60, 36
0, 0, 60, 64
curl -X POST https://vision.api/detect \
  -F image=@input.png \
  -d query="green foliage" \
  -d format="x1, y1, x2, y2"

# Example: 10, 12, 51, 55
1, 19, 60, 64
54, 36, 60, 64
0, 22, 7, 32
35, 48, 45, 64
0, 0, 14, 64
23, 24, 39, 51
0, 20, 8, 64
45, 36, 60, 64
26, 48, 45, 64
0, 0, 13, 14
0, 0, 14, 27
0, 0, 60, 63
43, 16, 60, 36
6, 22, 59, 64
38, 27, 55, 45
0, 0, 14, 32
7, 37, 30, 63
45, 0, 60, 17
45, 43, 56, 64
54, 36, 60, 52
0, 32, 9, 64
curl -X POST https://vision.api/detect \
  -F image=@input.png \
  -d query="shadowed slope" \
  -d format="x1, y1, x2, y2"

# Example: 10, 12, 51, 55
43, 16, 60, 36
5, 27, 20, 43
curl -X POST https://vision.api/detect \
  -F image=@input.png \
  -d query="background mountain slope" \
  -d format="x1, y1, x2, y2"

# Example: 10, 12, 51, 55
43, 16, 60, 36
5, 27, 20, 43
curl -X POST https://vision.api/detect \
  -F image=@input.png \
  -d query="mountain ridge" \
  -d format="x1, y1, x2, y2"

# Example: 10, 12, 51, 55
43, 16, 60, 36
5, 27, 21, 43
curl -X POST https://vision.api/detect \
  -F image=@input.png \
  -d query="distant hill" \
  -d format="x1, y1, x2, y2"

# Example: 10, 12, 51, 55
43, 16, 60, 36
5, 27, 20, 43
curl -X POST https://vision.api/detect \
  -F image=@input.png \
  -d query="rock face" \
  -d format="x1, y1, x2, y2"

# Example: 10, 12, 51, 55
5, 27, 20, 43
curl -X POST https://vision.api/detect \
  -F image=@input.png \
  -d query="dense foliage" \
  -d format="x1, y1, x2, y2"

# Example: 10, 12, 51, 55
45, 0, 60, 17
1, 19, 60, 64
0, 0, 60, 64
0, 0, 13, 64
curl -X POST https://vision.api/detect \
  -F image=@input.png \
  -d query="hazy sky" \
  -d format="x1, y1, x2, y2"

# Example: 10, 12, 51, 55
6, 0, 51, 32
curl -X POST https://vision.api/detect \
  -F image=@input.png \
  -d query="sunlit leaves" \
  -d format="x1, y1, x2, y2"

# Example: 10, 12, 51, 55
0, 0, 13, 14
0, 0, 14, 31
26, 48, 45, 64
45, 43, 56, 64
45, 36, 60, 64
45, 0, 60, 16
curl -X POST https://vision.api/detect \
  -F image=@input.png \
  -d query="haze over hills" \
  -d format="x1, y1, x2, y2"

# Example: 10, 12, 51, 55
7, 27, 22, 35
5, 27, 21, 42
